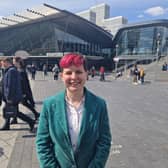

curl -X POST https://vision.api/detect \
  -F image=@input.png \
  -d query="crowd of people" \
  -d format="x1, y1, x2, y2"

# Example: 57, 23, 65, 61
90, 65, 106, 81
26, 63, 108, 82
0, 57, 40, 131
131, 64, 145, 85
0, 54, 112, 167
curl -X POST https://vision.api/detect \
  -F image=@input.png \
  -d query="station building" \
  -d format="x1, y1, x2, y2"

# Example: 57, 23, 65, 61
0, 4, 113, 69
112, 20, 168, 67
1, 3, 168, 71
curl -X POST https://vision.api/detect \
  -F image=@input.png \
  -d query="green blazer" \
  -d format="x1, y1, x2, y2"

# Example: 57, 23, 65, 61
36, 88, 111, 168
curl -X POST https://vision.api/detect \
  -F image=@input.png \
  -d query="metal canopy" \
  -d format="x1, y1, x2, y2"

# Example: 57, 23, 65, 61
0, 4, 60, 28
0, 3, 113, 48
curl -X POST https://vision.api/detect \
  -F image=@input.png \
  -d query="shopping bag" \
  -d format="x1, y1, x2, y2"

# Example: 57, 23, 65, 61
3, 104, 18, 118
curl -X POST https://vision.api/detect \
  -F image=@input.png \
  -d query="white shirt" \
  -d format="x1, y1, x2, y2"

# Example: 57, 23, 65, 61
65, 96, 85, 151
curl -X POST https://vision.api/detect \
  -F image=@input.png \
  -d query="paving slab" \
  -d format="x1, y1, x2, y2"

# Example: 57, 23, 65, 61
0, 73, 168, 168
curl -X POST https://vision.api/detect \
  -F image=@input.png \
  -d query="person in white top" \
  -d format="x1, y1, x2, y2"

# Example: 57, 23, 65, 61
36, 53, 112, 168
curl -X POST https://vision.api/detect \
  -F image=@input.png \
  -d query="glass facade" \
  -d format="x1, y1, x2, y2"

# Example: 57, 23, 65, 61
112, 21, 168, 60
0, 18, 112, 58
53, 27, 103, 56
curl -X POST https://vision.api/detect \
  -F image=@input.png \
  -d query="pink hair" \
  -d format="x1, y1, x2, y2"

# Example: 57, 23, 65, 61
59, 53, 86, 70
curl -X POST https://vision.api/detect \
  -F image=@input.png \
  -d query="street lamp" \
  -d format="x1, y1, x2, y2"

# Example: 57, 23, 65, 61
113, 44, 119, 76
166, 37, 168, 63
156, 33, 161, 62
155, 33, 161, 81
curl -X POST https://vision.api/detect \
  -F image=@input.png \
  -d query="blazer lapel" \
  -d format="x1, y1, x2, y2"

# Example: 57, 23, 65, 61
77, 89, 97, 148
54, 91, 76, 162
55, 92, 71, 144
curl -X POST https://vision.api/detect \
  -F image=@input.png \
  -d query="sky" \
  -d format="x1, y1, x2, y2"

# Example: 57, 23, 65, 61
0, 0, 168, 23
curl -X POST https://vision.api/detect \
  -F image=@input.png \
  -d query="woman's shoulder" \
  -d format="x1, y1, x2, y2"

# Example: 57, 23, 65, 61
8, 66, 17, 73
86, 88, 106, 104
43, 91, 65, 104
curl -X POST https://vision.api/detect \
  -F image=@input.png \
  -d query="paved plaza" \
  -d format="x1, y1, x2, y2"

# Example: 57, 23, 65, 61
0, 72, 168, 168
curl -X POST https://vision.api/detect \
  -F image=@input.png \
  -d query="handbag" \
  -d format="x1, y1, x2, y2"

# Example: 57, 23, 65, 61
3, 104, 18, 118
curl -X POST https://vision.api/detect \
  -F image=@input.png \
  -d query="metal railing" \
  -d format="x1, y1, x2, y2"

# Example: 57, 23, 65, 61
113, 55, 158, 74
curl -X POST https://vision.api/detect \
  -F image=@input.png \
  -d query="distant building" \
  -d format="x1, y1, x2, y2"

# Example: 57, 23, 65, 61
102, 16, 128, 36
90, 3, 110, 26
0, 4, 113, 69
76, 10, 96, 24
77, 3, 128, 36
112, 19, 168, 61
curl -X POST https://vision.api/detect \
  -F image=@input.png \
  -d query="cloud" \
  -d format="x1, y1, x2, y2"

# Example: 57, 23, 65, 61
137, 14, 144, 18
0, 1, 18, 7
144, 6, 167, 16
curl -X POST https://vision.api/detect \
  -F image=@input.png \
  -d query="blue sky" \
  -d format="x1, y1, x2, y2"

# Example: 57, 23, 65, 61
0, 0, 168, 23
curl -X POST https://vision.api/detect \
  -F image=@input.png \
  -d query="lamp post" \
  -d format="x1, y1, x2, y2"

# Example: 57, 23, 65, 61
166, 37, 168, 63
155, 33, 161, 81
115, 44, 119, 73
156, 33, 161, 62
113, 44, 119, 77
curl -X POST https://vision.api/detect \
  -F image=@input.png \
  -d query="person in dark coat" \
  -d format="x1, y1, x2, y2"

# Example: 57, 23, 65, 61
0, 79, 2, 106
0, 57, 35, 131
30, 64, 36, 80
42, 64, 48, 78
12, 57, 40, 122
0, 61, 3, 106
99, 66, 105, 81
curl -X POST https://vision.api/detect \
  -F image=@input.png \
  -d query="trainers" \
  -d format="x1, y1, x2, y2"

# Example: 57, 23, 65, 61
0, 125, 10, 131
29, 121, 35, 132
10, 118, 18, 124
35, 113, 40, 121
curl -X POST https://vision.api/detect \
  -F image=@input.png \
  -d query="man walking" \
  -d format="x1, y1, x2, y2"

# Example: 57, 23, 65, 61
12, 57, 40, 122
0, 57, 35, 131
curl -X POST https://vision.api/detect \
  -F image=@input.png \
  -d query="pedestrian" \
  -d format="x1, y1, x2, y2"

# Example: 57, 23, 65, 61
139, 67, 145, 84
42, 64, 48, 79
0, 79, 2, 106
0, 57, 35, 131
31, 64, 36, 80
0, 60, 4, 106
162, 62, 167, 71
36, 53, 111, 168
90, 65, 95, 78
132, 64, 138, 84
99, 66, 105, 81
52, 64, 59, 80
12, 57, 40, 122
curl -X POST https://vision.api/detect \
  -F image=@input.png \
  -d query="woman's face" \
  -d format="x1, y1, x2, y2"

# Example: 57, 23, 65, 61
13, 59, 19, 68
1, 60, 9, 69
61, 64, 87, 94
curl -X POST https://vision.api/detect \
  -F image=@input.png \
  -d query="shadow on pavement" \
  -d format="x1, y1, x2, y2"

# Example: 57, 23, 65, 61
10, 128, 29, 131
22, 134, 36, 138
0, 147, 4, 157
35, 101, 43, 105
143, 81, 152, 85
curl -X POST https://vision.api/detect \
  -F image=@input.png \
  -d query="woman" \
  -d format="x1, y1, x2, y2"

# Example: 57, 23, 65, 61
36, 53, 111, 168
13, 57, 39, 122
99, 66, 105, 81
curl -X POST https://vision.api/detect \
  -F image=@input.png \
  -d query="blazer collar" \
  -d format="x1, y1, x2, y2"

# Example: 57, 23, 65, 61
55, 88, 97, 149
56, 91, 69, 137
77, 88, 98, 148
